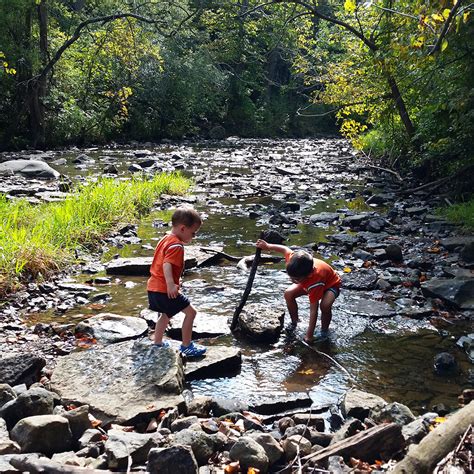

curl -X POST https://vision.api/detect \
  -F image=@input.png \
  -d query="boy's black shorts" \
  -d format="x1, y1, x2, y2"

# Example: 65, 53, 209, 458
148, 291, 190, 317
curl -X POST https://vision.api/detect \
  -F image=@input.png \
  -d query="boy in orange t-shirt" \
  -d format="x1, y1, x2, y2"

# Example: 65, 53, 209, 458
148, 208, 206, 357
256, 239, 341, 343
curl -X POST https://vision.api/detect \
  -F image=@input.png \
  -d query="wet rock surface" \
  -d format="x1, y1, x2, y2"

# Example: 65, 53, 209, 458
50, 339, 186, 425
1, 138, 473, 471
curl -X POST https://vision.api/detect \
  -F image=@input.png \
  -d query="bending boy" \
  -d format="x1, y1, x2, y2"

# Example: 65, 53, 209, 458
256, 239, 341, 343
147, 207, 206, 357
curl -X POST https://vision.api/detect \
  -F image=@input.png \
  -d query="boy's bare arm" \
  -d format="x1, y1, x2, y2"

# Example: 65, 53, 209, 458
256, 239, 292, 257
163, 262, 179, 298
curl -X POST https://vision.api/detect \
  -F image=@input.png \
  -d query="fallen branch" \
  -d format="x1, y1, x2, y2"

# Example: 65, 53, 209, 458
200, 247, 242, 262
301, 423, 404, 466
230, 230, 284, 331
390, 401, 474, 474
366, 164, 403, 182
398, 164, 474, 196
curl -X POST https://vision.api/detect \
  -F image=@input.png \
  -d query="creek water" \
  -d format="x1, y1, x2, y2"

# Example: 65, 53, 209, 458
28, 139, 471, 414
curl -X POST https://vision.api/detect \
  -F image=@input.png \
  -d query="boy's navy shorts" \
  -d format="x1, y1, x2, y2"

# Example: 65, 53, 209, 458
148, 291, 190, 317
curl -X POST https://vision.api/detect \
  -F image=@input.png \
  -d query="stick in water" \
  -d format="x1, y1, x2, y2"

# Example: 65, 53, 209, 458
230, 229, 285, 331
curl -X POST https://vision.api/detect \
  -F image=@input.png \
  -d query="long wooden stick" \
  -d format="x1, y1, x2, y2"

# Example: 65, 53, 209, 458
230, 247, 262, 331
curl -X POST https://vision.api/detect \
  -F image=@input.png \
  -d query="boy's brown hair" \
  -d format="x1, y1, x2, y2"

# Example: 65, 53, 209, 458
286, 250, 314, 279
171, 207, 202, 227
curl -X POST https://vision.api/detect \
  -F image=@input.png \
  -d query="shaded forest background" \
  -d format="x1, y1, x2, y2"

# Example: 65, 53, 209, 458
0, 0, 473, 178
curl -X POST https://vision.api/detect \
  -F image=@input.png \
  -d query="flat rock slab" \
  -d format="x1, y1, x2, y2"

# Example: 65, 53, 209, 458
0, 453, 43, 473
105, 246, 224, 276
237, 304, 284, 342
0, 160, 60, 179
342, 270, 378, 290
0, 354, 46, 387
167, 313, 231, 339
75, 313, 149, 344
249, 393, 313, 415
343, 292, 397, 318
50, 339, 185, 425
440, 237, 474, 251
184, 347, 241, 380
421, 277, 474, 309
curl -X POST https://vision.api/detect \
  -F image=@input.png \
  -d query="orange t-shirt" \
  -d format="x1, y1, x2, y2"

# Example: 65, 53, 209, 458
147, 234, 184, 293
285, 252, 341, 304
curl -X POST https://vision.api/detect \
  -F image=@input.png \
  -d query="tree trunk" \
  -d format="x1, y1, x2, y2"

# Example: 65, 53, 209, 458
30, 0, 48, 148
385, 71, 415, 138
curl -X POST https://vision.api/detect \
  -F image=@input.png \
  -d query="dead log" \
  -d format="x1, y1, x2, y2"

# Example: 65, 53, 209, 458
302, 422, 404, 466
390, 400, 474, 474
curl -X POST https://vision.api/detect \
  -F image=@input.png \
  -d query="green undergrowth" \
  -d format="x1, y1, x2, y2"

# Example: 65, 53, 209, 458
0, 173, 190, 296
439, 198, 474, 230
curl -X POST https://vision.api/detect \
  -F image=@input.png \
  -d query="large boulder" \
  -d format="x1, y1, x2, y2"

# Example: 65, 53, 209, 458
0, 418, 20, 455
370, 402, 416, 426
247, 432, 284, 466
0, 384, 16, 410
105, 429, 163, 470
171, 428, 216, 466
75, 313, 148, 344
10, 415, 73, 455
147, 445, 198, 474
421, 277, 474, 309
342, 389, 387, 420
0, 354, 46, 387
0, 160, 60, 179
50, 339, 185, 425
229, 436, 269, 472
0, 387, 55, 430
236, 304, 284, 342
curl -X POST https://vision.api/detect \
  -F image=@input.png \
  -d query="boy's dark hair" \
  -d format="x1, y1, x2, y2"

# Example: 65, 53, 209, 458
171, 207, 202, 227
286, 250, 314, 279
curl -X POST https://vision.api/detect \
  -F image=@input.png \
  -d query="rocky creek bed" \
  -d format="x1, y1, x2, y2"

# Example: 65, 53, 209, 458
0, 138, 473, 472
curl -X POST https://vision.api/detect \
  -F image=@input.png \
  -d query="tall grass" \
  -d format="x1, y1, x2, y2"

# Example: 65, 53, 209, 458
439, 198, 474, 230
0, 173, 190, 296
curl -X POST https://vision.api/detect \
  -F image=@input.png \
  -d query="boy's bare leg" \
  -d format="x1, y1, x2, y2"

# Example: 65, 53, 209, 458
154, 313, 170, 344
181, 304, 197, 347
284, 284, 306, 325
320, 291, 336, 332
305, 302, 319, 342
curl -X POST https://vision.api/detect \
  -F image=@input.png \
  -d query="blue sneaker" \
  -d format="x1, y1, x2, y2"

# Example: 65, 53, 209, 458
154, 341, 170, 348
180, 341, 206, 358
315, 329, 330, 341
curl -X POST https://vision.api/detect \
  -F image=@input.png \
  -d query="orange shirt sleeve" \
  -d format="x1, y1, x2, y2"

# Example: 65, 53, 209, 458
163, 243, 184, 267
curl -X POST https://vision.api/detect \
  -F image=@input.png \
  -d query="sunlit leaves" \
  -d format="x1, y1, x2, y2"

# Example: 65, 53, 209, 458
344, 0, 357, 14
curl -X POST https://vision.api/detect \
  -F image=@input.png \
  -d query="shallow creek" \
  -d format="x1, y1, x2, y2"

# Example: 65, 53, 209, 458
27, 138, 470, 414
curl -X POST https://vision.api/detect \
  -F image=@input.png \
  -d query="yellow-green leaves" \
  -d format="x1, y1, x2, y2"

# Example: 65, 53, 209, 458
344, 0, 357, 13
0, 52, 16, 75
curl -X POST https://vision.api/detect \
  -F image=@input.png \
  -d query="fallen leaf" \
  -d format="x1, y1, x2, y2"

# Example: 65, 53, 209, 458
224, 461, 240, 473
86, 303, 106, 310
343, 267, 352, 273
298, 368, 315, 375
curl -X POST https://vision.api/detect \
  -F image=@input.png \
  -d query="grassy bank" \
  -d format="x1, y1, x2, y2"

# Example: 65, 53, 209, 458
439, 199, 474, 230
0, 173, 190, 297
